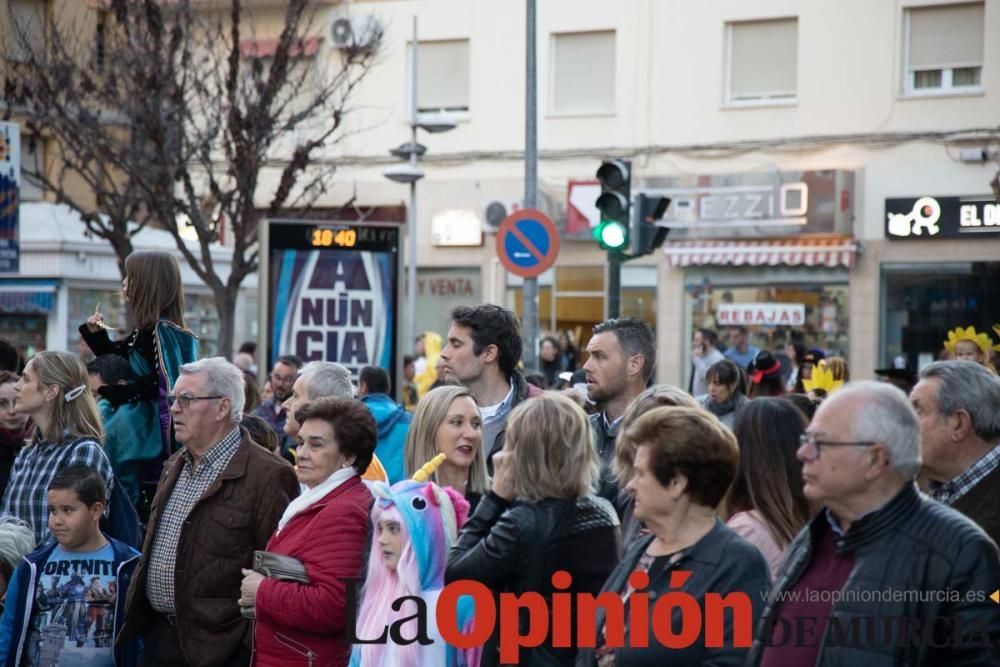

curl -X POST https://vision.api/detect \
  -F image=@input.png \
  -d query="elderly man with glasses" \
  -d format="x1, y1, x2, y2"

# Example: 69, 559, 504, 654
253, 354, 303, 461
120, 357, 298, 667
748, 381, 1000, 667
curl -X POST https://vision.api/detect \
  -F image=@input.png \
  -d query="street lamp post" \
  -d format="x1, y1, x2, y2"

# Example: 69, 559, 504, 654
384, 16, 456, 348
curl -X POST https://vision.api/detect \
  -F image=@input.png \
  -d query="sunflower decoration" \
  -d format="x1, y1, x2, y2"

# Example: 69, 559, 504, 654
943, 326, 994, 356
802, 360, 844, 399
994, 325, 1000, 352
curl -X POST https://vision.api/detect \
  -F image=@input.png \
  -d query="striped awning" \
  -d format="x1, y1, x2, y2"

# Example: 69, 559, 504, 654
663, 238, 858, 269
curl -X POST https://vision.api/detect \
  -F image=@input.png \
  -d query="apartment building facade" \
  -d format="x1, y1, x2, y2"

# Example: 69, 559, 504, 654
308, 0, 999, 384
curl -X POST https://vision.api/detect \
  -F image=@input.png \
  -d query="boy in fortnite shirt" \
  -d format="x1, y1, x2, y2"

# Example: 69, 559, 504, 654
0, 465, 140, 666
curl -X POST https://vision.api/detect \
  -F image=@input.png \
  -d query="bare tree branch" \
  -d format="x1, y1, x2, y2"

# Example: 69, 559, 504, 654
3, 0, 383, 355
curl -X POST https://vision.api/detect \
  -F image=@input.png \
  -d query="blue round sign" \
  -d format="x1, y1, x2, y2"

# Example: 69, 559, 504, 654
496, 209, 560, 278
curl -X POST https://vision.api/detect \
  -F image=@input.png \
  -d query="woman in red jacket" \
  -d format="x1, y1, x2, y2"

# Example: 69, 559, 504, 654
240, 397, 376, 667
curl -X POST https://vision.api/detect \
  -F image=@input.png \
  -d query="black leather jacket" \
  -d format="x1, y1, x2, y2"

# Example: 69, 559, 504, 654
748, 482, 1000, 666
446, 492, 622, 666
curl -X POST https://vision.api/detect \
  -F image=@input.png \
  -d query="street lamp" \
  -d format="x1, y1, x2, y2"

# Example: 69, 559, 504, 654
383, 16, 456, 349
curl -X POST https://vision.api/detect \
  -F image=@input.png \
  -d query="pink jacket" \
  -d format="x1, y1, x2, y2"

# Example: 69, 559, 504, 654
253, 475, 373, 667
726, 510, 787, 580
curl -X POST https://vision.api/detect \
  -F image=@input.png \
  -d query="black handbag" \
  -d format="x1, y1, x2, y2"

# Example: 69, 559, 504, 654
240, 550, 310, 619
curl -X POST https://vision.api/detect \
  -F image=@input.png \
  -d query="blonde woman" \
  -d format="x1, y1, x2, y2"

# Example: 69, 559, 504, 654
0, 352, 114, 545
404, 385, 489, 513
446, 392, 621, 667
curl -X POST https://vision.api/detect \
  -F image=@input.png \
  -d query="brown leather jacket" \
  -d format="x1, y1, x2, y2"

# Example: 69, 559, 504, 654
119, 432, 299, 666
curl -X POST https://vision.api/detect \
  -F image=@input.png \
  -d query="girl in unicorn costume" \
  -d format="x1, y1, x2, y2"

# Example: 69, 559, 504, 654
351, 454, 480, 667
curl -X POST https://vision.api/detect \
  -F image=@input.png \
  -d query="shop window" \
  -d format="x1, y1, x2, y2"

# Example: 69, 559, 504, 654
725, 18, 797, 105
686, 282, 849, 380
507, 265, 658, 371
904, 3, 984, 96
69, 288, 219, 359
68, 288, 129, 359
881, 262, 1000, 371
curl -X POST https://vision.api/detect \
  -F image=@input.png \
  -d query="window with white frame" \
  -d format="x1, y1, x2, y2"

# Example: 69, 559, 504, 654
904, 3, 984, 95
726, 18, 798, 105
413, 39, 470, 113
551, 30, 615, 115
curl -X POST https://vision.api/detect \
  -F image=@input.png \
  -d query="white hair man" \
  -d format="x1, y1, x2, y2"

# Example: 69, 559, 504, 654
282, 361, 354, 438
749, 381, 1000, 666
911, 360, 1000, 545
121, 357, 299, 665
281, 361, 387, 481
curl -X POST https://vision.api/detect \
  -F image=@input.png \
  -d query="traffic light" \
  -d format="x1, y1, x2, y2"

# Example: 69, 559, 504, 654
632, 194, 671, 256
594, 159, 631, 252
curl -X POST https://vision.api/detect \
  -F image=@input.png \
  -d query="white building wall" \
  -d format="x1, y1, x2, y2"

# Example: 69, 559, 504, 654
257, 0, 999, 380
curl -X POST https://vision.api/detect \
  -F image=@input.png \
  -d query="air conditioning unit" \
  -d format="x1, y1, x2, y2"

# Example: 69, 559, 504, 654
481, 199, 521, 234
330, 15, 380, 52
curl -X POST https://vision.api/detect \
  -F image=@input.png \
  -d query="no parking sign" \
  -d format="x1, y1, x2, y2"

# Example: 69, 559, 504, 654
496, 209, 560, 278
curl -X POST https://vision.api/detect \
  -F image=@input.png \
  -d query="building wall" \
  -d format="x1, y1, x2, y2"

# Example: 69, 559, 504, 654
309, 0, 998, 380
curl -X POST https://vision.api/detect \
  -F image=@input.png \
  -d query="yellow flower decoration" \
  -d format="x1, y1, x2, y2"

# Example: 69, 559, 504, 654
993, 325, 1000, 351
943, 326, 994, 355
803, 361, 844, 396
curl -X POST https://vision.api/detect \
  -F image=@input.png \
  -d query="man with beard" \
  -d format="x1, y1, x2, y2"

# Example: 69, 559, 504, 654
253, 354, 302, 460
582, 317, 656, 501
438, 304, 542, 474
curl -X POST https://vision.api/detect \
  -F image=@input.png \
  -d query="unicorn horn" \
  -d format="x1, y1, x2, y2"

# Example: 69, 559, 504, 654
411, 453, 447, 482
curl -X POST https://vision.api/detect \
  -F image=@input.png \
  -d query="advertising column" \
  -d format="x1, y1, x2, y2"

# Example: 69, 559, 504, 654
263, 220, 402, 391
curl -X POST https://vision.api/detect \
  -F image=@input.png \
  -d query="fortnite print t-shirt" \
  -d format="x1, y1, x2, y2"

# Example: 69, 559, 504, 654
24, 542, 117, 667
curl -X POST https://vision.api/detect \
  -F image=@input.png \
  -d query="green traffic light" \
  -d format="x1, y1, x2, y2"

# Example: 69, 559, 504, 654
599, 220, 628, 250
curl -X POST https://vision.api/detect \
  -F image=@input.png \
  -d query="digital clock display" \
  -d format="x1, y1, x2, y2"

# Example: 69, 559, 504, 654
268, 221, 399, 252
310, 227, 358, 248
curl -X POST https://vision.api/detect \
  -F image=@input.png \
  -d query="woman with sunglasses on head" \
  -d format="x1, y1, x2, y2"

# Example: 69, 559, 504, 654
0, 351, 115, 546
79, 250, 197, 513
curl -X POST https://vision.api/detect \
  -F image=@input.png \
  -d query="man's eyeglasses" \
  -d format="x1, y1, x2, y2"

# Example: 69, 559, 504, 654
799, 433, 877, 461
270, 373, 296, 385
167, 394, 223, 410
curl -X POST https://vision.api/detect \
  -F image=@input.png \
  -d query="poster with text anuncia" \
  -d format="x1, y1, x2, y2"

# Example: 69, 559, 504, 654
270, 248, 396, 380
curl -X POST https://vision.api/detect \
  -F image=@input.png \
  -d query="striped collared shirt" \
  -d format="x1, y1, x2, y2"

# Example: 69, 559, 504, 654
146, 427, 243, 614
929, 443, 1000, 506
0, 433, 115, 546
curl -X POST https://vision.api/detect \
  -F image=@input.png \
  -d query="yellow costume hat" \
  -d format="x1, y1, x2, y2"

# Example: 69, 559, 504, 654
943, 326, 994, 355
803, 361, 844, 396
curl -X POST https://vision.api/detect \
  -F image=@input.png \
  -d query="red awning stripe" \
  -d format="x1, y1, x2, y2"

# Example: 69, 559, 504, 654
663, 238, 858, 269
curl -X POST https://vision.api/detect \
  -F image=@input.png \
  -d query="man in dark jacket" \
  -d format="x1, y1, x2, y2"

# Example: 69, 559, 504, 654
119, 358, 299, 666
358, 365, 411, 483
439, 304, 541, 473
253, 354, 302, 460
749, 381, 1000, 666
911, 360, 1000, 545
583, 317, 656, 501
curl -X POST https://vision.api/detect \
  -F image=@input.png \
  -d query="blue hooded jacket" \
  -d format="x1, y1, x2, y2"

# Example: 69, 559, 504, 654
362, 394, 412, 484
0, 534, 141, 667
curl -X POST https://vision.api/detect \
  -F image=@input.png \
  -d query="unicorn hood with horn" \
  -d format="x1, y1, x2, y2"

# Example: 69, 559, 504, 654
351, 454, 480, 667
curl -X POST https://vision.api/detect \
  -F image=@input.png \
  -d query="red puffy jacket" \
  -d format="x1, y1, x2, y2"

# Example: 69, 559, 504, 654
252, 475, 373, 667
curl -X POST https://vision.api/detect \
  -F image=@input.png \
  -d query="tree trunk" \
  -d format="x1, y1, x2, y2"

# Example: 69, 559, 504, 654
214, 285, 239, 360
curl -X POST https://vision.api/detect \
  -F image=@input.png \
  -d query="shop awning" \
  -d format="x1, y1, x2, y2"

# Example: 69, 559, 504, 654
663, 238, 858, 269
0, 281, 57, 314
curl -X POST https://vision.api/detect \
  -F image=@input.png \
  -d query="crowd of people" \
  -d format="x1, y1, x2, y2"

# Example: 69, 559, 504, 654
0, 249, 998, 666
